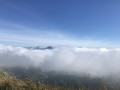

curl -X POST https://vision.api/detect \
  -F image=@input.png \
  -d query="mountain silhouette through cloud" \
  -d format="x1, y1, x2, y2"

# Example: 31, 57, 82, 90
26, 46, 54, 50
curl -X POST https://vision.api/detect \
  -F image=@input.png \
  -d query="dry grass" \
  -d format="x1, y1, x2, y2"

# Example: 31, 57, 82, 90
0, 71, 112, 90
0, 71, 76, 90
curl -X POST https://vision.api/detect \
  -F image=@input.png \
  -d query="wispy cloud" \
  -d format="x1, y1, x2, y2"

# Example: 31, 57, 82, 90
0, 21, 109, 47
0, 31, 108, 47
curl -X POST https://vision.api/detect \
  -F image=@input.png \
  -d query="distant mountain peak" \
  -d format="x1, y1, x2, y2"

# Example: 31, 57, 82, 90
26, 46, 54, 50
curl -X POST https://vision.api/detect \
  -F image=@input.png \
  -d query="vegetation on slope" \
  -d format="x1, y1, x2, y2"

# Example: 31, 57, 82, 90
0, 70, 115, 90
0, 71, 78, 90
1, 67, 120, 90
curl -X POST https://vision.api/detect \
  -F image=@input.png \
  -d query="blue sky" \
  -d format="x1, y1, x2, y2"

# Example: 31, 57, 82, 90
0, 0, 120, 47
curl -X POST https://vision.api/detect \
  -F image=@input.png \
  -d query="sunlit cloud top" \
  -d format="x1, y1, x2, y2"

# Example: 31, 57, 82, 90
1, 44, 120, 77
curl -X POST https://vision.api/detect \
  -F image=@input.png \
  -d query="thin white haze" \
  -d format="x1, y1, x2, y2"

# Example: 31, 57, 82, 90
0, 44, 120, 77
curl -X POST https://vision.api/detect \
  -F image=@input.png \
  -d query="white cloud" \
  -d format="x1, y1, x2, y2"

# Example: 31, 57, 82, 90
0, 45, 120, 77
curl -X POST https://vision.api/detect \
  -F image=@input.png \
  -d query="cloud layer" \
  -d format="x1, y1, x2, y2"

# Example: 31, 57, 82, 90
0, 45, 120, 77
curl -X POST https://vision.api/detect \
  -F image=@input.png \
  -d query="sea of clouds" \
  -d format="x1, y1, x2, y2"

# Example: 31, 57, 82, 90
0, 44, 120, 77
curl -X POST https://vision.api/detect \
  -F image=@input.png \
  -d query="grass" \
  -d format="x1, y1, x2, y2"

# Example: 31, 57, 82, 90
0, 70, 116, 90
0, 71, 76, 90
